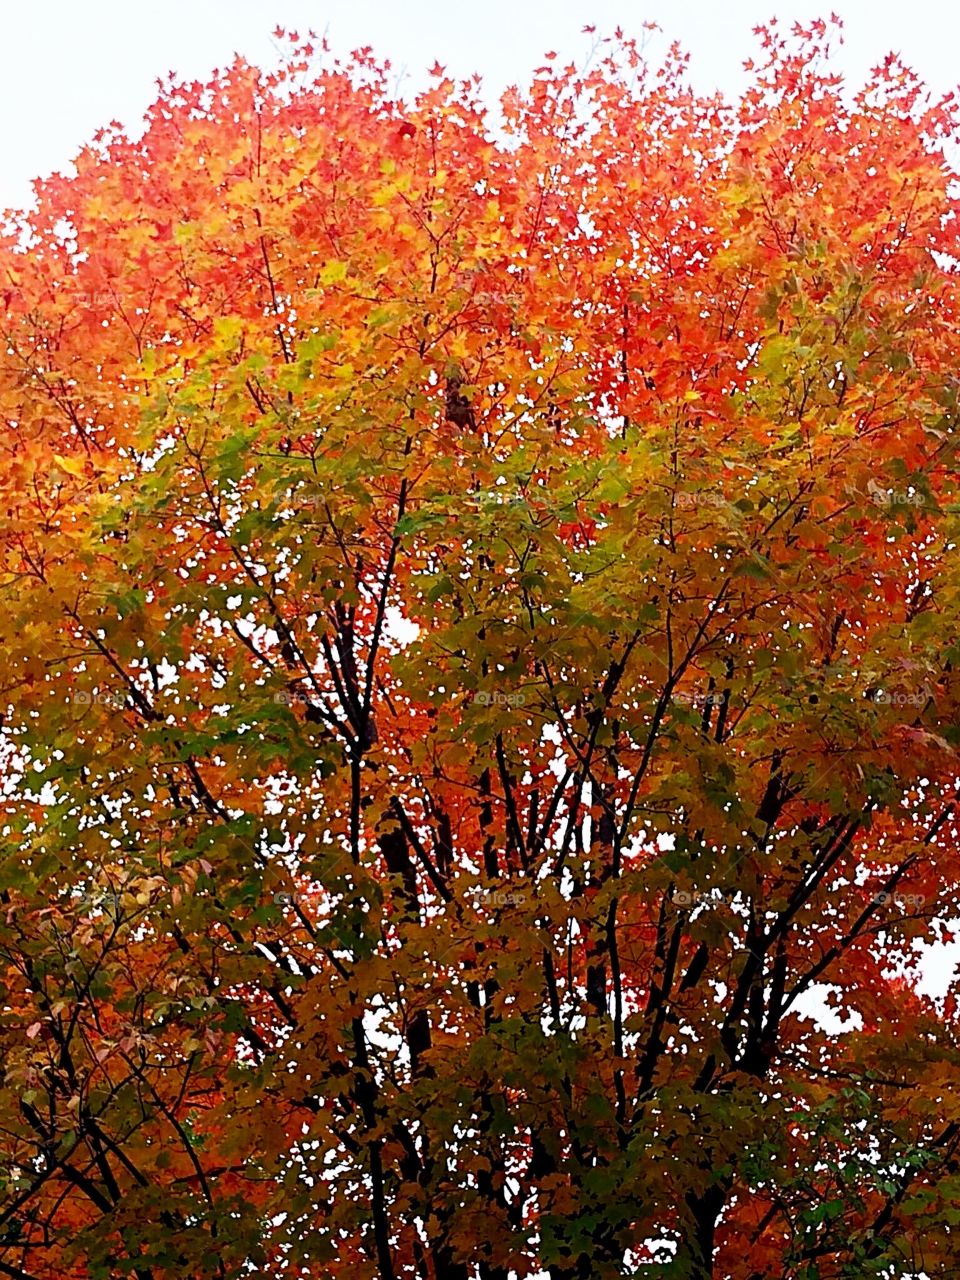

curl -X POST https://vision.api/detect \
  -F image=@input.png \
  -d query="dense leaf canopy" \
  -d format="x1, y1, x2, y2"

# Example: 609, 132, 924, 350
2, 18, 960, 1280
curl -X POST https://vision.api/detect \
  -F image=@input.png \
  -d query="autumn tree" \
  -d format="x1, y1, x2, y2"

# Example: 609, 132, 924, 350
2, 18, 960, 1279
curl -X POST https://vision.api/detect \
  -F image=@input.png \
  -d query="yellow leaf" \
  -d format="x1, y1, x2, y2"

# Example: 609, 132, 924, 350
53, 453, 85, 478
320, 260, 348, 285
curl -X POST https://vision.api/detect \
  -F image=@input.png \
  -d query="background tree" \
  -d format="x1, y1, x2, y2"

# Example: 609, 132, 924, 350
1, 18, 960, 1279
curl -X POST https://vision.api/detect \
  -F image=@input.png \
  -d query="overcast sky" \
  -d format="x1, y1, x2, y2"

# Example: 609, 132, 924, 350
1, 0, 959, 212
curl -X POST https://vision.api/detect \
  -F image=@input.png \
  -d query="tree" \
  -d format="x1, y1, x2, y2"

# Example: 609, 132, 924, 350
1, 17, 960, 1279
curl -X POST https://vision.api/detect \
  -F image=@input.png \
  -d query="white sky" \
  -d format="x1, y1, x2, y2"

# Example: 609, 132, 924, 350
1, 0, 958, 1000
1, 0, 959, 212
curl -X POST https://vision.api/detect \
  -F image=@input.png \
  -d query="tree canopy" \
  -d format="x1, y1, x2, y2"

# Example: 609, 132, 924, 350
2, 18, 960, 1279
